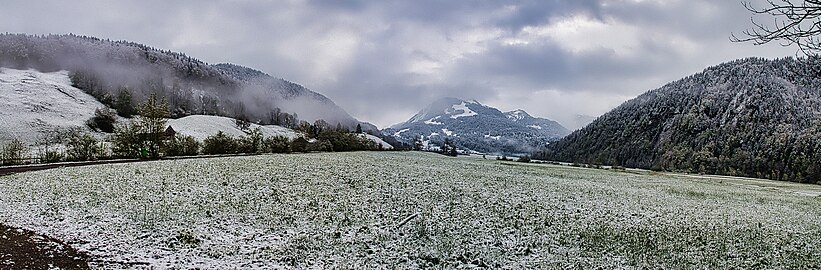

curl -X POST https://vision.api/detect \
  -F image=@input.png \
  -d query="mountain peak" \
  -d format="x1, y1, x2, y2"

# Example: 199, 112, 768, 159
385, 98, 570, 154
404, 97, 485, 125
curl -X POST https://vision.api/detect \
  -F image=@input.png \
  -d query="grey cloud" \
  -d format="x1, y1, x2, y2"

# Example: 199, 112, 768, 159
0, 0, 801, 128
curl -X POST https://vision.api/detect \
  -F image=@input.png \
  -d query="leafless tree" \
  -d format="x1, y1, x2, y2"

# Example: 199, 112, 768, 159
732, 0, 821, 55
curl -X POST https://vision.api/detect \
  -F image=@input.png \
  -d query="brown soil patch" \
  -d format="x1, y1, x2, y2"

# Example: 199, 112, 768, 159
0, 224, 89, 269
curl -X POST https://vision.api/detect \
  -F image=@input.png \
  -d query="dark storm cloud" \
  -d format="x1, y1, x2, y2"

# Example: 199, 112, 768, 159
0, 0, 798, 128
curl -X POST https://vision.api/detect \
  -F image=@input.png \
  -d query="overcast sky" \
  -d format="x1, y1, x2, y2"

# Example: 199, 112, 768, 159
0, 0, 799, 129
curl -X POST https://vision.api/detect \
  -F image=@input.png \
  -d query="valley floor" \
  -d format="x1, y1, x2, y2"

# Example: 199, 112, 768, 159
0, 152, 819, 268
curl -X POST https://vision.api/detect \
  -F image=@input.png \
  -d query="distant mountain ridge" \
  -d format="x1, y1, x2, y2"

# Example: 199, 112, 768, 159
0, 33, 375, 132
538, 57, 821, 183
384, 97, 569, 154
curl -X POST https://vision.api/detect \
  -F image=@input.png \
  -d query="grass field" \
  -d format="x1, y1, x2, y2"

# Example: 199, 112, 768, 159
0, 152, 819, 269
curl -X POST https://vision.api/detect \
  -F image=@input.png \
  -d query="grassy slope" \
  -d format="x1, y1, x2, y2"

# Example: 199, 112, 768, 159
0, 152, 819, 268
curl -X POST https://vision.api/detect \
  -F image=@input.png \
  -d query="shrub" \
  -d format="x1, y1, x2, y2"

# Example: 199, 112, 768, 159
66, 132, 101, 161
307, 139, 334, 152
516, 155, 531, 163
86, 107, 117, 133
1, 139, 28, 165
40, 150, 64, 163
237, 128, 263, 153
263, 136, 291, 153
202, 131, 238, 155
291, 137, 309, 153
164, 135, 200, 156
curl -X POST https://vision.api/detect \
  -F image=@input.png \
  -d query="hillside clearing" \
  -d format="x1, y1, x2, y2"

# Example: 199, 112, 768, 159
0, 152, 818, 268
0, 68, 108, 145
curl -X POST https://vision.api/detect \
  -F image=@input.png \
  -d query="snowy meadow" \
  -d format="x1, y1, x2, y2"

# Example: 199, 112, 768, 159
0, 152, 819, 268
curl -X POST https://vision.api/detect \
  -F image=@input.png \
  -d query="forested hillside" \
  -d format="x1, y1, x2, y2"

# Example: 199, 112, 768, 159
0, 33, 371, 130
538, 57, 821, 183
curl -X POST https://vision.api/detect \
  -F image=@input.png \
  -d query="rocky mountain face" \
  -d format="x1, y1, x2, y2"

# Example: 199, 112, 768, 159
0, 33, 374, 131
384, 97, 569, 154
538, 57, 821, 183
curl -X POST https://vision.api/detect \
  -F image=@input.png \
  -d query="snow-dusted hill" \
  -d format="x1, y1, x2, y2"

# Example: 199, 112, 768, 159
540, 57, 821, 183
383, 97, 569, 154
0, 68, 107, 145
0, 68, 390, 153
359, 133, 393, 150
167, 115, 299, 141
167, 116, 392, 149
0, 34, 375, 132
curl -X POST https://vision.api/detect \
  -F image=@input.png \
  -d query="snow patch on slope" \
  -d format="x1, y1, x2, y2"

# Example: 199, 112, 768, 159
424, 116, 444, 125
0, 68, 107, 145
507, 110, 527, 121
393, 128, 410, 137
359, 134, 394, 150
168, 115, 299, 141
448, 102, 478, 119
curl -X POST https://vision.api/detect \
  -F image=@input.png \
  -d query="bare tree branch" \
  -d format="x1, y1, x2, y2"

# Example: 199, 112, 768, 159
731, 0, 821, 55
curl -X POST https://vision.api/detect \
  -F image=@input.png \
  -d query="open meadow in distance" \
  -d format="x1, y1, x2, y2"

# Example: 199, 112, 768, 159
0, 152, 819, 269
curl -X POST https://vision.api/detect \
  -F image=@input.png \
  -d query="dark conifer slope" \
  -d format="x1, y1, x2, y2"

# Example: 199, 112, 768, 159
538, 57, 821, 183
0, 33, 376, 131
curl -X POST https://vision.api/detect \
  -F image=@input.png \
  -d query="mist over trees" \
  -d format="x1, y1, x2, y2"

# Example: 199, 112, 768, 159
537, 57, 821, 183
0, 33, 371, 131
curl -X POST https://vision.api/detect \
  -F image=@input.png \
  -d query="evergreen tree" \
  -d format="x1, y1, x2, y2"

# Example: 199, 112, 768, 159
138, 94, 169, 158
115, 88, 135, 117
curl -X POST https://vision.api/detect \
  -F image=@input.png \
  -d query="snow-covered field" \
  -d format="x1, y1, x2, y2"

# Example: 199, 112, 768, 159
0, 152, 819, 268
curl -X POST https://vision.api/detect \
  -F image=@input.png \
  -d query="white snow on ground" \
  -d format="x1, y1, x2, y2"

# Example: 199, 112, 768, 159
484, 134, 501, 140
0, 68, 108, 145
507, 109, 526, 121
167, 115, 299, 141
1, 152, 819, 268
393, 128, 410, 137
528, 125, 543, 129
442, 128, 453, 136
424, 116, 444, 125
359, 134, 394, 150
448, 102, 477, 119
430, 132, 440, 137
